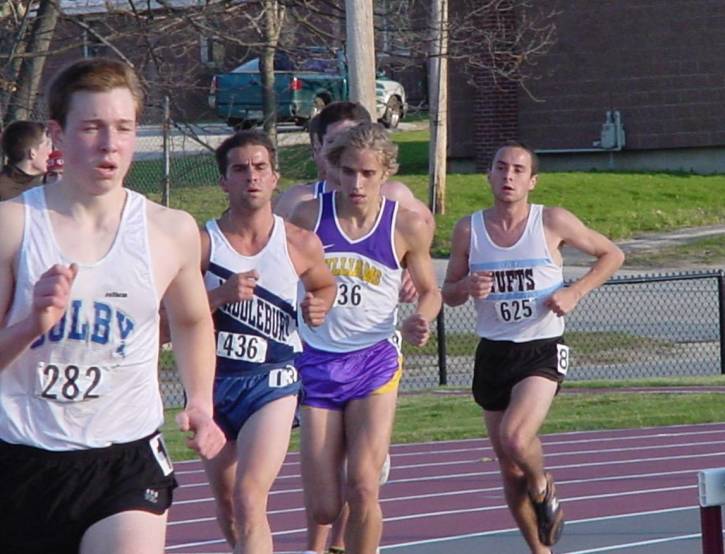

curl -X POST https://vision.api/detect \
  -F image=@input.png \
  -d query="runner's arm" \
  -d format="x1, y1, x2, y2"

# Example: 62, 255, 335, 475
0, 200, 78, 371
399, 211, 441, 322
442, 216, 473, 306
161, 211, 224, 457
544, 207, 625, 316
287, 224, 336, 326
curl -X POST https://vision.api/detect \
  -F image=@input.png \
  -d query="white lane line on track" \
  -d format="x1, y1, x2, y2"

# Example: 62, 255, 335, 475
387, 450, 725, 485
562, 533, 702, 553
170, 450, 725, 506
170, 466, 709, 520
170, 481, 696, 529
377, 506, 697, 550
177, 448, 725, 493
171, 422, 725, 468
172, 427, 725, 476
168, 496, 701, 550
174, 437, 725, 481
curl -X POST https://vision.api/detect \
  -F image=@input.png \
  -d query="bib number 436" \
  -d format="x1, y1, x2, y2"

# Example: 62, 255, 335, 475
217, 331, 267, 363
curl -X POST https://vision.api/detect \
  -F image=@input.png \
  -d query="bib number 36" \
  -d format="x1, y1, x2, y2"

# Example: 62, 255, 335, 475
36, 362, 106, 402
335, 283, 364, 308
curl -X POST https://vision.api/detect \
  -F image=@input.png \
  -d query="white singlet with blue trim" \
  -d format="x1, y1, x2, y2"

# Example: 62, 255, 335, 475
0, 187, 163, 450
203, 216, 301, 373
470, 204, 565, 342
299, 192, 402, 353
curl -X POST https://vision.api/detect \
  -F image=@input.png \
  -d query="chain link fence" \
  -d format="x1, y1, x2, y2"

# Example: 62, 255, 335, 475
125, 107, 317, 213
135, 109, 724, 406
160, 270, 725, 408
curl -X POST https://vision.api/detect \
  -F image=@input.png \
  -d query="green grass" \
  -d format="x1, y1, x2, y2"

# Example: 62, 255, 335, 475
403, 330, 677, 365
163, 378, 725, 461
131, 127, 725, 257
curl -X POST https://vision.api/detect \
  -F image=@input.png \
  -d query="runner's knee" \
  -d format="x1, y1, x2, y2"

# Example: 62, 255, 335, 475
345, 476, 379, 511
310, 502, 343, 526
233, 478, 271, 520
499, 427, 536, 462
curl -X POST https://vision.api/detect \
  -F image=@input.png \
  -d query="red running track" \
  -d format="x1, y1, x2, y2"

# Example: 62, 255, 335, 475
165, 422, 725, 553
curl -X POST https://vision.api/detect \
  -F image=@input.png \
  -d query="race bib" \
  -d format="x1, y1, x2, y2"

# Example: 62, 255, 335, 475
35, 362, 110, 402
334, 283, 367, 309
149, 434, 174, 476
556, 344, 570, 376
494, 298, 536, 323
216, 331, 268, 363
268, 365, 298, 388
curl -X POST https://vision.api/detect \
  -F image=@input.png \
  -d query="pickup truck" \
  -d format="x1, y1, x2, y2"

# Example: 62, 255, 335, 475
209, 51, 408, 130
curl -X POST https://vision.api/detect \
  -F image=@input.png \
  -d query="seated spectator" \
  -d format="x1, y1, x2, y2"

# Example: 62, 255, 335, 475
0, 120, 52, 200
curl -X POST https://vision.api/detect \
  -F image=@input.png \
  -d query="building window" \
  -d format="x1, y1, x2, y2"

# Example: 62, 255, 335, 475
82, 27, 106, 59
200, 36, 224, 67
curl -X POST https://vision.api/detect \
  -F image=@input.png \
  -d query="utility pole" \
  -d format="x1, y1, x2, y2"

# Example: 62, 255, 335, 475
345, 0, 376, 117
261, 0, 285, 153
428, 0, 448, 215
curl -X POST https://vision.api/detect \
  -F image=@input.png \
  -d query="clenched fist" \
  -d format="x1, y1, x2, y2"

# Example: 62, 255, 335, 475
401, 312, 430, 347
300, 292, 328, 327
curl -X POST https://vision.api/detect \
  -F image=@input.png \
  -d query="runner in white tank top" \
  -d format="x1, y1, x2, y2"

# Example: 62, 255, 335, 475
199, 131, 335, 554
443, 142, 624, 553
0, 187, 162, 449
469, 204, 565, 342
0, 58, 224, 554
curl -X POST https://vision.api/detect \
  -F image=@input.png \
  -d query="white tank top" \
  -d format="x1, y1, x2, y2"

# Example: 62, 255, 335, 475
299, 192, 402, 353
203, 216, 302, 372
470, 204, 565, 342
0, 187, 163, 450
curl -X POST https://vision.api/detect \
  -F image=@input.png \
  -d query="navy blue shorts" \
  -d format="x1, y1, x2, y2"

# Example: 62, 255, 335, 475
214, 363, 301, 440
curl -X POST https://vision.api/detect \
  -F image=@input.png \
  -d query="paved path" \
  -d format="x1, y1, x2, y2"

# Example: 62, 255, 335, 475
432, 224, 725, 285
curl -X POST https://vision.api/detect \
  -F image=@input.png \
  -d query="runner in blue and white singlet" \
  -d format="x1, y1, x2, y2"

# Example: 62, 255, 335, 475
443, 142, 624, 552
205, 215, 301, 371
0, 186, 179, 553
204, 215, 303, 438
298, 191, 403, 410
0, 187, 163, 450
469, 203, 565, 342
0, 58, 224, 554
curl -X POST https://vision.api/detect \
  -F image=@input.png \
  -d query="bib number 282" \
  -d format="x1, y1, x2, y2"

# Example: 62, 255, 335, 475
36, 362, 104, 402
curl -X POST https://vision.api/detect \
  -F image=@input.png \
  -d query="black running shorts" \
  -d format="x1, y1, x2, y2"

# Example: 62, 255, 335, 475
472, 336, 569, 411
0, 432, 178, 554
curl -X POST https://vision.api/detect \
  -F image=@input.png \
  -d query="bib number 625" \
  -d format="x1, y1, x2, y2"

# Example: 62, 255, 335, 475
495, 298, 535, 322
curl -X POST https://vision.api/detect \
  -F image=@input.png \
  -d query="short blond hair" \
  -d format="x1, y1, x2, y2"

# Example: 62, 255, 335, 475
48, 58, 144, 127
325, 122, 399, 176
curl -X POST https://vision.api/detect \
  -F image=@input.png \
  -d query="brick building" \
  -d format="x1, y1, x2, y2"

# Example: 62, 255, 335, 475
449, 0, 725, 173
